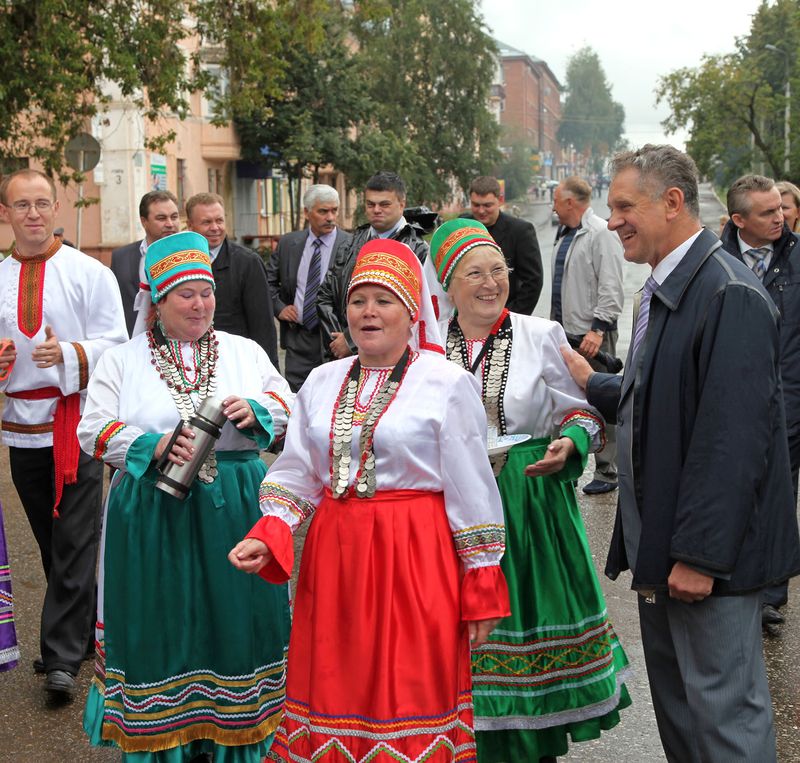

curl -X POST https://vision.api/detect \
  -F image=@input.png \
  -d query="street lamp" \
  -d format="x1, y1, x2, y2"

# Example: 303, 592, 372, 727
765, 44, 791, 175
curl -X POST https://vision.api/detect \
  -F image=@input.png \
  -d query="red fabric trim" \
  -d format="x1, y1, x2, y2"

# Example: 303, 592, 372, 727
246, 515, 295, 584
417, 320, 445, 355
489, 307, 510, 335
12, 238, 61, 339
6, 386, 80, 515
70, 342, 89, 390
156, 269, 215, 295
461, 564, 510, 621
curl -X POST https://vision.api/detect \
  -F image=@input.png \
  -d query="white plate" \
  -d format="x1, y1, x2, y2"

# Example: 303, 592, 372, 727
488, 433, 531, 456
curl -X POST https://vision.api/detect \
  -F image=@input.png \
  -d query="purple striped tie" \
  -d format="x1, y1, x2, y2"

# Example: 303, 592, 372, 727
630, 276, 659, 362
302, 238, 323, 331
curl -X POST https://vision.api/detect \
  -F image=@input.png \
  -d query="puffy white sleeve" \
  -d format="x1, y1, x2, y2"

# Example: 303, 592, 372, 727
253, 343, 293, 439
77, 347, 148, 469
439, 370, 510, 621
539, 321, 604, 452
58, 265, 128, 395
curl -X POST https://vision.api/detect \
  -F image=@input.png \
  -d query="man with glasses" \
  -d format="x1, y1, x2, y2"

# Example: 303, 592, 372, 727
0, 169, 127, 701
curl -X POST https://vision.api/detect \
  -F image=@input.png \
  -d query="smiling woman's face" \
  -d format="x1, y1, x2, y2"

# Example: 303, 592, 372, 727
347, 285, 412, 367
448, 246, 509, 329
157, 281, 215, 341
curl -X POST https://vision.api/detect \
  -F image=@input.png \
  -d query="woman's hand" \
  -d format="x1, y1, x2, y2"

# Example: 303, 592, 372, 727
223, 396, 256, 429
154, 426, 195, 465
468, 617, 502, 648
523, 437, 575, 477
228, 538, 273, 574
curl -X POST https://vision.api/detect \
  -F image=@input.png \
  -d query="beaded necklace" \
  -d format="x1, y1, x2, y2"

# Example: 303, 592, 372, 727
352, 367, 392, 425
329, 347, 415, 498
447, 308, 512, 476
147, 323, 220, 483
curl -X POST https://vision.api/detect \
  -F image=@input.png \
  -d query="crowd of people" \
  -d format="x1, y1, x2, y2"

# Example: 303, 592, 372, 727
0, 142, 798, 763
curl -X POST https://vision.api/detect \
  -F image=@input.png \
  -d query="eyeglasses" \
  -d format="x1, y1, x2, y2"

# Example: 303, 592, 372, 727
454, 265, 512, 286
9, 200, 54, 214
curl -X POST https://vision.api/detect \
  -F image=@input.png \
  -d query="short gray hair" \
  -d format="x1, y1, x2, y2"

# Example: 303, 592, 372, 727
611, 144, 700, 218
303, 184, 339, 210
727, 175, 775, 217
560, 176, 591, 204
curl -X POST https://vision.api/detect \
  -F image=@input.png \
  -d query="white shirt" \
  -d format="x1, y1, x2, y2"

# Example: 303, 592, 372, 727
77, 331, 294, 467
0, 244, 128, 447
294, 229, 337, 317
651, 229, 703, 286
737, 231, 774, 273
371, 216, 407, 240
258, 352, 505, 570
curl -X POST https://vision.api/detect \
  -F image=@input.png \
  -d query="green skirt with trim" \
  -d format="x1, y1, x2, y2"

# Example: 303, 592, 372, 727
473, 438, 631, 762
84, 451, 291, 762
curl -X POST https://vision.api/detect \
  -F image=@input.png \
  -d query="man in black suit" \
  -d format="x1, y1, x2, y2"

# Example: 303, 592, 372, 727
186, 192, 278, 367
463, 176, 543, 314
110, 190, 180, 336
267, 185, 351, 391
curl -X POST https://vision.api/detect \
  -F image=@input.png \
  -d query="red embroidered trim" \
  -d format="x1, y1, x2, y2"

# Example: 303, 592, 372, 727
13, 238, 61, 339
71, 342, 89, 390
1, 420, 54, 434
265, 391, 291, 417
418, 320, 445, 354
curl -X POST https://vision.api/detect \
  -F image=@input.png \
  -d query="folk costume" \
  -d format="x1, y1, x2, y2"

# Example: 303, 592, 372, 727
78, 232, 293, 762
0, 500, 19, 672
431, 220, 631, 762
245, 239, 511, 763
0, 239, 127, 677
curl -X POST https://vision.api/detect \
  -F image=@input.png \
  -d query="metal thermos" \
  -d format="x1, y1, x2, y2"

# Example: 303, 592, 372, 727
155, 397, 227, 499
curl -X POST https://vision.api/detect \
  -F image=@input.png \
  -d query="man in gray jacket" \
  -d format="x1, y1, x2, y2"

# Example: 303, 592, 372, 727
552, 176, 624, 494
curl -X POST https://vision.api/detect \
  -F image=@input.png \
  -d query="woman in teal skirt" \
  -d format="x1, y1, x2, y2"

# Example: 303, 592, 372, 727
77, 232, 293, 762
429, 219, 631, 762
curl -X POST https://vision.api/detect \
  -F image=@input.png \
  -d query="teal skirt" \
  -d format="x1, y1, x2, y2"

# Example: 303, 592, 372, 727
84, 452, 291, 762
473, 438, 631, 762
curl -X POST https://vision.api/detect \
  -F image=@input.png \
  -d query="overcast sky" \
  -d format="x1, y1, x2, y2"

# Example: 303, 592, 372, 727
480, 0, 764, 148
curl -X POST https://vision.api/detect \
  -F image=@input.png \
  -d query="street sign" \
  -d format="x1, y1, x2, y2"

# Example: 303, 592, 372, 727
65, 133, 101, 172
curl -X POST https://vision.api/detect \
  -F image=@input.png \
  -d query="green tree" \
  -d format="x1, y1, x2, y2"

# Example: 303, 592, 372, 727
0, 0, 201, 184
496, 136, 536, 200
657, 0, 800, 183
350, 0, 501, 204
557, 47, 625, 167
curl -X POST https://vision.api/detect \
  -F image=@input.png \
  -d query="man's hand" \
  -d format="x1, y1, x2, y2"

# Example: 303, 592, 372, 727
668, 561, 714, 603
32, 325, 64, 368
523, 437, 575, 477
578, 331, 602, 359
560, 345, 594, 390
278, 305, 299, 323
330, 332, 352, 359
0, 339, 17, 374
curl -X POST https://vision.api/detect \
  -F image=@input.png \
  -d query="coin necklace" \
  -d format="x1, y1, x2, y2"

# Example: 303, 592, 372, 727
329, 346, 415, 498
447, 308, 512, 476
148, 322, 220, 483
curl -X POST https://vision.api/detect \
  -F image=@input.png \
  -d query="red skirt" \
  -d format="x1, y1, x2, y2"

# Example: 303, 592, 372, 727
271, 489, 476, 762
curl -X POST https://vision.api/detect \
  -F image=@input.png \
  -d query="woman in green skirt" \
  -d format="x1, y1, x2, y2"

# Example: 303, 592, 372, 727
429, 219, 631, 762
77, 232, 293, 762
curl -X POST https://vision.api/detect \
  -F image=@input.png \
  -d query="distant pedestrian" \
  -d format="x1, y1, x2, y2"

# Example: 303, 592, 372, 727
552, 176, 624, 496
564, 145, 800, 763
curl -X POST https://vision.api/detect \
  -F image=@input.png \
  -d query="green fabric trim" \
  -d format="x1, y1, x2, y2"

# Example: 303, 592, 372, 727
243, 398, 274, 450
124, 432, 163, 480
558, 424, 590, 483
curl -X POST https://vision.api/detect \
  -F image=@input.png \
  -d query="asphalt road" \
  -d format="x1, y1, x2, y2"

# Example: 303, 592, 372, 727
1, 188, 799, 762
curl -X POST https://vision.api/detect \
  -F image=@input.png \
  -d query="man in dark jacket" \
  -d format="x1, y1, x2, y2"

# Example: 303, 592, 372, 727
461, 175, 543, 313
563, 145, 800, 763
267, 185, 351, 390
317, 172, 428, 360
186, 193, 278, 367
720, 174, 800, 628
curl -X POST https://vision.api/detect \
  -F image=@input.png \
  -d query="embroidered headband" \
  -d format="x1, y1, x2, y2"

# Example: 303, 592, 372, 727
429, 218, 503, 291
347, 239, 422, 320
145, 231, 215, 303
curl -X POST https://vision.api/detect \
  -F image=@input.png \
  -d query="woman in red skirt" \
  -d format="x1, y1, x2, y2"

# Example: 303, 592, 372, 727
230, 239, 510, 762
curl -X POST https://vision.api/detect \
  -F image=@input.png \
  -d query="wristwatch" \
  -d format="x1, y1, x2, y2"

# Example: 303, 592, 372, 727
590, 328, 604, 337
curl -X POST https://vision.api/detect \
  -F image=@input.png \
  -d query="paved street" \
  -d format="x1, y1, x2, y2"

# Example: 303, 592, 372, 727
1, 188, 799, 761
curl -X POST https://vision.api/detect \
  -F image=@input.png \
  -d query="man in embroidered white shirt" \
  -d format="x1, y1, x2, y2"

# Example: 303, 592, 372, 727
0, 169, 127, 701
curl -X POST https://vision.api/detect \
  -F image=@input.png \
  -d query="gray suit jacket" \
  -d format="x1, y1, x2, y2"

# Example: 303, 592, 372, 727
110, 240, 143, 337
